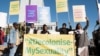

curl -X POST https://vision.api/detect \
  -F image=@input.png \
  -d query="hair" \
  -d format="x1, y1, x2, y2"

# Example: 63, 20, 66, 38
0, 27, 1, 30
13, 22, 18, 26
31, 23, 34, 25
76, 23, 82, 30
43, 24, 47, 31
96, 20, 99, 25
62, 23, 66, 26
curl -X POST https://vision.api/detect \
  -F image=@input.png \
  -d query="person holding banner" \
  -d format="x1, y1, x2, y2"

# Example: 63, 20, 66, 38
8, 22, 21, 56
26, 23, 37, 34
56, 23, 72, 34
74, 17, 89, 56
41, 24, 50, 34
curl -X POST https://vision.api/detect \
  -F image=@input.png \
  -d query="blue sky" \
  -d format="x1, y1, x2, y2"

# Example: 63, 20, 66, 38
0, 0, 99, 39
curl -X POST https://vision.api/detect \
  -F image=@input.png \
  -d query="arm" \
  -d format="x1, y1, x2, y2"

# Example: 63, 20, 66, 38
9, 30, 14, 44
55, 22, 59, 32
83, 17, 89, 30
69, 22, 72, 31
26, 27, 30, 34
8, 29, 15, 48
48, 31, 50, 34
55, 26, 60, 32
41, 31, 43, 34
34, 29, 37, 34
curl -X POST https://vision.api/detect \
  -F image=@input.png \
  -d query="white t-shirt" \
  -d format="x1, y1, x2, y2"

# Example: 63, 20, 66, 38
75, 29, 84, 34
29, 28, 34, 34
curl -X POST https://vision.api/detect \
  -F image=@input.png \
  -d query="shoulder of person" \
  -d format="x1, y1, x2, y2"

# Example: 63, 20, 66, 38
34, 28, 37, 30
66, 28, 69, 30
41, 31, 43, 33
47, 30, 49, 32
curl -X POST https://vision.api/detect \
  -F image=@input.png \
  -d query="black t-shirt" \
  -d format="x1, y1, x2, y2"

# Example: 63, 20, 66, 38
59, 28, 70, 34
41, 30, 50, 34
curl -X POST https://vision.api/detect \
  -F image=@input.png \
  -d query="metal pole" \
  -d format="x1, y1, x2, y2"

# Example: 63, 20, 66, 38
55, 0, 59, 26
67, 0, 70, 23
29, 0, 31, 5
56, 10, 58, 26
67, 0, 72, 28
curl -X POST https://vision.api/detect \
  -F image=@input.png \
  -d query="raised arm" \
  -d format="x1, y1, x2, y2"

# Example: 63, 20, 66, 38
55, 22, 60, 32
68, 22, 72, 31
55, 26, 59, 32
83, 17, 89, 30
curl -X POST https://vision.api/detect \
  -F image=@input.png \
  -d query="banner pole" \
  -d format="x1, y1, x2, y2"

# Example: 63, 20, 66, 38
68, 7, 70, 23
68, 10, 71, 25
55, 0, 59, 26
56, 13, 59, 26
67, 0, 72, 28
96, 0, 99, 10
7, 4, 11, 44
29, 0, 31, 5
25, 0, 31, 34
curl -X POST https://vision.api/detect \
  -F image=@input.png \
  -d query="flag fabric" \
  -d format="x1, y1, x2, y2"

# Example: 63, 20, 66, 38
31, 0, 44, 7
38, 7, 51, 23
26, 5, 37, 23
56, 0, 68, 13
19, 0, 29, 22
73, 5, 86, 22
9, 1, 19, 15
0, 12, 7, 28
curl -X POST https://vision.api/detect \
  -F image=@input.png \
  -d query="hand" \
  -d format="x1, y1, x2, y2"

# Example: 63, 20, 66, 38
85, 17, 88, 21
8, 43, 14, 48
68, 22, 71, 25
96, 20, 99, 25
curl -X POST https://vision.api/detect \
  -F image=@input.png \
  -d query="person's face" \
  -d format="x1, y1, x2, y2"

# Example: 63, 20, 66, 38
14, 25, 18, 29
44, 26, 48, 31
77, 24, 81, 29
31, 24, 34, 28
62, 25, 66, 28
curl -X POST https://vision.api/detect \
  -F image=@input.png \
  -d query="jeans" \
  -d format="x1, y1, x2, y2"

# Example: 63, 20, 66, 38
9, 45, 18, 56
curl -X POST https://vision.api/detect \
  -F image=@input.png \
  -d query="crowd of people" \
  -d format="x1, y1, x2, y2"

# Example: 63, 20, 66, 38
0, 17, 100, 56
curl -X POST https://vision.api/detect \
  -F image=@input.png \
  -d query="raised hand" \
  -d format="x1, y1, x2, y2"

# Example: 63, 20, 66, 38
85, 17, 88, 21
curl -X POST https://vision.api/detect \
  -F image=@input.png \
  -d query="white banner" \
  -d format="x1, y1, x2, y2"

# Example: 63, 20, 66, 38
38, 7, 51, 23
19, 0, 29, 22
31, 0, 44, 7
73, 5, 86, 22
0, 12, 7, 28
